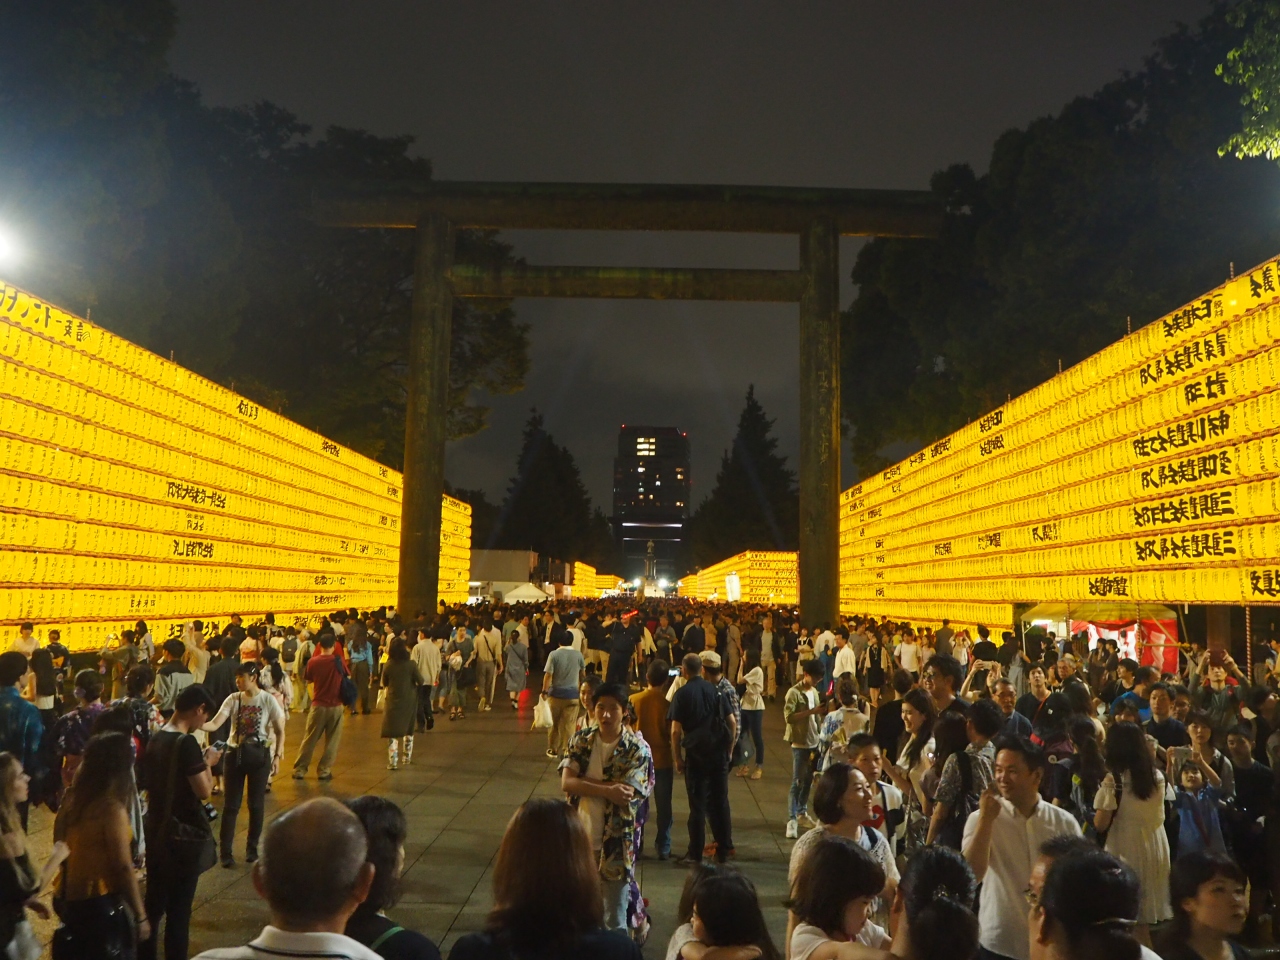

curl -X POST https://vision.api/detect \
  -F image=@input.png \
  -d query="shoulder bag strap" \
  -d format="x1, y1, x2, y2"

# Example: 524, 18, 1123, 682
368, 925, 405, 951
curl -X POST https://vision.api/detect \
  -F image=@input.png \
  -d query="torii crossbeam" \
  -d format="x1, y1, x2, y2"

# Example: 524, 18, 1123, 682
314, 180, 942, 624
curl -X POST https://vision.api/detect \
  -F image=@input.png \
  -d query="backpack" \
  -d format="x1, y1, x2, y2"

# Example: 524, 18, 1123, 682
682, 687, 733, 763
281, 635, 298, 664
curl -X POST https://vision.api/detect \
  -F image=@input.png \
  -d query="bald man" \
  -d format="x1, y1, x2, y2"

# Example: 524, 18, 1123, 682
193, 798, 379, 959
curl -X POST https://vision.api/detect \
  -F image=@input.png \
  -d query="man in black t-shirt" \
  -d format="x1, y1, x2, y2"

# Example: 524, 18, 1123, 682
668, 653, 733, 865
142, 684, 223, 960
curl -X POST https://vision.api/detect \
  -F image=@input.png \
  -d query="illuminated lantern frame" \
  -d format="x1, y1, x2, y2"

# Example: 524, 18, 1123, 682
839, 256, 1280, 631
0, 281, 469, 649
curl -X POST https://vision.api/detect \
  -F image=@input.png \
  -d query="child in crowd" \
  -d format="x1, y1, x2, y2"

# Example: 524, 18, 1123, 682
666, 864, 780, 960
845, 734, 904, 856
1173, 761, 1227, 858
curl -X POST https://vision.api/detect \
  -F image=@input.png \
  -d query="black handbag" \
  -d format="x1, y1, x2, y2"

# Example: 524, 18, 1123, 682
51, 894, 134, 960
159, 733, 218, 874
231, 698, 272, 772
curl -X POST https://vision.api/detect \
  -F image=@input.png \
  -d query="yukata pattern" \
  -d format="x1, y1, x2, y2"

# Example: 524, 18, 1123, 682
560, 724, 653, 883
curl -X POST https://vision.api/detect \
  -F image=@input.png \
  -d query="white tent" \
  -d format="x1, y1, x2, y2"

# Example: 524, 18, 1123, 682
501, 582, 551, 602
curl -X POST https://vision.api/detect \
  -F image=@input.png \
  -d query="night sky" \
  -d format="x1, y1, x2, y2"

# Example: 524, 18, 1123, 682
170, 1, 1210, 510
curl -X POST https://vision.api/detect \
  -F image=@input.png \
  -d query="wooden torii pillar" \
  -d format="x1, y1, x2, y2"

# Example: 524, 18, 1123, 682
315, 182, 941, 625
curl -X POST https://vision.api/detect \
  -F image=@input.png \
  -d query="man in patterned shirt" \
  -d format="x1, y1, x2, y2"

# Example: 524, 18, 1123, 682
559, 681, 653, 932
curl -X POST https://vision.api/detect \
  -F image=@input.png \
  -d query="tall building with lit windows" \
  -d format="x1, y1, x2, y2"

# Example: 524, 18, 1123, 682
612, 425, 690, 581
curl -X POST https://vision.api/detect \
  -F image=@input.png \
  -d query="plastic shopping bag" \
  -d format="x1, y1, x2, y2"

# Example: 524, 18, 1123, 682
532, 695, 553, 730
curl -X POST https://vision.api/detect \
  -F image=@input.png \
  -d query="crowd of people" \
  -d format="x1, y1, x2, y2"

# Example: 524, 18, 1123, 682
0, 601, 1276, 960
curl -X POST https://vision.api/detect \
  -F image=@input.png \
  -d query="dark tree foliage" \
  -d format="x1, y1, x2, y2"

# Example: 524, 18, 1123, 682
489, 410, 618, 567
842, 6, 1280, 478
689, 386, 798, 566
0, 2, 529, 470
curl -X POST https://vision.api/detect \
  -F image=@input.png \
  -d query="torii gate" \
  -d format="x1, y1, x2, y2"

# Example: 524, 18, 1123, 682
316, 181, 941, 625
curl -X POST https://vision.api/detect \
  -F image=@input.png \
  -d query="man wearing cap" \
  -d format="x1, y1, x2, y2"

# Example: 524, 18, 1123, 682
700, 651, 740, 859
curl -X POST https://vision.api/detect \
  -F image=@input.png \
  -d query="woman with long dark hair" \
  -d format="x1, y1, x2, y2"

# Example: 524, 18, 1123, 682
736, 650, 766, 780
1094, 721, 1171, 939
884, 688, 935, 856
345, 796, 442, 959
888, 845, 979, 960
862, 628, 888, 709
1062, 717, 1105, 830
921, 712, 967, 841
0, 752, 54, 959
348, 623, 376, 716
52, 733, 147, 959
1030, 848, 1142, 960
448, 799, 640, 960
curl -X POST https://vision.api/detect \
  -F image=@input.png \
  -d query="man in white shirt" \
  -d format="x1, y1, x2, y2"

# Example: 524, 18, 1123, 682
962, 736, 1082, 960
411, 628, 441, 731
193, 798, 380, 960
473, 616, 504, 711
812, 624, 836, 657
566, 615, 587, 656
833, 630, 858, 680
181, 621, 211, 684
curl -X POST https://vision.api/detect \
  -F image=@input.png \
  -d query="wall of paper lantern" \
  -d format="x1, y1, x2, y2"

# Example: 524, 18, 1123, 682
571, 561, 623, 598
840, 255, 1280, 630
0, 280, 470, 651
682, 551, 798, 604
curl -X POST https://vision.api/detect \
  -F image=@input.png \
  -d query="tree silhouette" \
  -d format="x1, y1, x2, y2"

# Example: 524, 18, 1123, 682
689, 386, 798, 566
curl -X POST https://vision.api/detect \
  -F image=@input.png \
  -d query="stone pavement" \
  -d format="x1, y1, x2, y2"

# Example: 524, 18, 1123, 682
26, 692, 797, 958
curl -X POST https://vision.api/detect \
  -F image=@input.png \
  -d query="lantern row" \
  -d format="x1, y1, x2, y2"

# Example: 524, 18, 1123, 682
845, 301, 1280, 542
0, 352, 403, 528
686, 551, 799, 604
839, 254, 1280, 615
0, 473, 440, 563
0, 282, 399, 497
0, 281, 472, 647
846, 258, 1280, 517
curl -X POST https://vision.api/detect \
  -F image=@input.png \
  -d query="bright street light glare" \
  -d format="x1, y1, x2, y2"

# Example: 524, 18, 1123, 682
0, 227, 20, 265
658, 579, 670, 589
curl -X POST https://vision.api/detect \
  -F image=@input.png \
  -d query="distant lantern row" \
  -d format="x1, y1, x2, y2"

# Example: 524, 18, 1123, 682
678, 551, 798, 605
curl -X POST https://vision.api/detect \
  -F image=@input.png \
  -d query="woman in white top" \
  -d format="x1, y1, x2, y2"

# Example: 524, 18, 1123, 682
203, 661, 286, 868
787, 764, 899, 954
736, 650, 766, 780
1093, 721, 1172, 940
883, 689, 936, 859
787, 832, 890, 960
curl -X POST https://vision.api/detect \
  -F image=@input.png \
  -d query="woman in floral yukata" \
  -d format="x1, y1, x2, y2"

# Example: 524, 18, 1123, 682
559, 681, 653, 939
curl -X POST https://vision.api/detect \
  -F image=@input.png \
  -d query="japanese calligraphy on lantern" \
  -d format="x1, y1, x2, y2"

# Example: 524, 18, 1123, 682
0, 280, 471, 649
839, 254, 1280, 628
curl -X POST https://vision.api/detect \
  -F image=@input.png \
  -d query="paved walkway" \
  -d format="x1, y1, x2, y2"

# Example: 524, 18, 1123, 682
27, 692, 796, 958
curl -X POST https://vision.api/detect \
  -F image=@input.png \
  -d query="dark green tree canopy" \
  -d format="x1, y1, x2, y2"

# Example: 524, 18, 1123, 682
0, 2, 529, 470
488, 410, 617, 568
1218, 0, 1280, 163
689, 386, 798, 566
843, 4, 1280, 478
